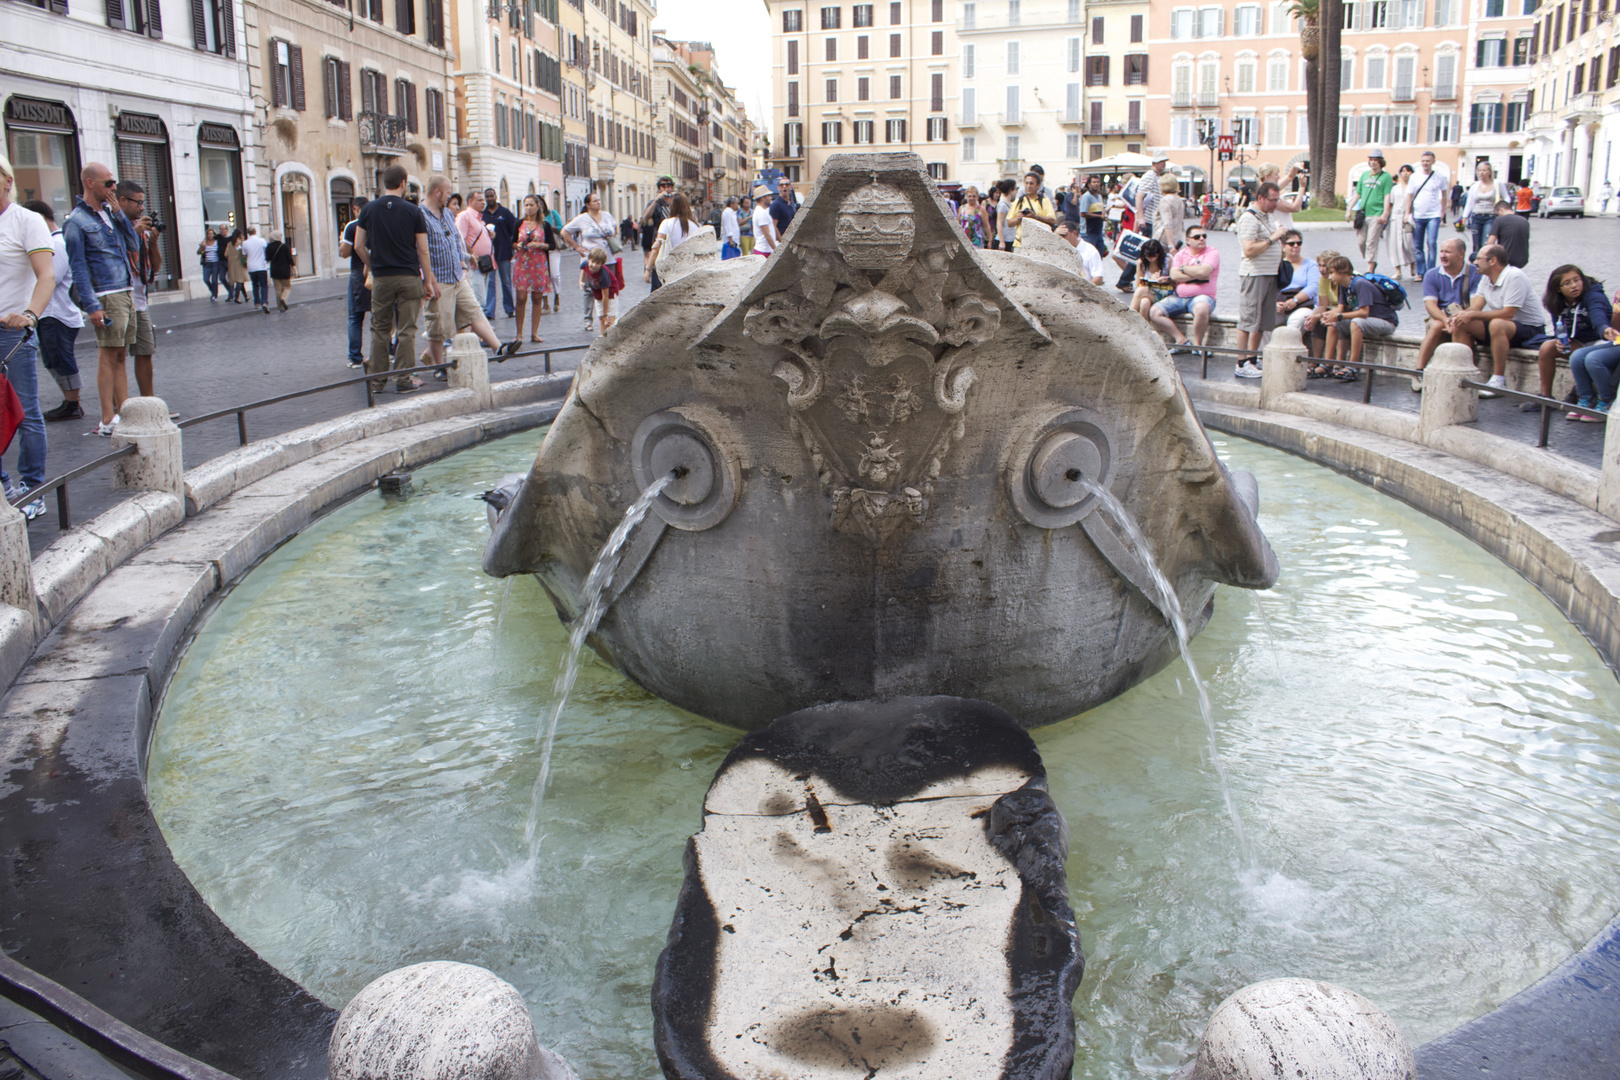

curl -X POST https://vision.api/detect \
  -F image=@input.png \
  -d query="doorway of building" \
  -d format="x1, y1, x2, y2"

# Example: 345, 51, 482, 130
331, 177, 355, 240
279, 172, 316, 277
1509, 154, 1524, 185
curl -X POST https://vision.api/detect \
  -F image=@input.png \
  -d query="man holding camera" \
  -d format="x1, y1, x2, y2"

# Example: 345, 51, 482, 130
116, 180, 163, 412
62, 162, 138, 436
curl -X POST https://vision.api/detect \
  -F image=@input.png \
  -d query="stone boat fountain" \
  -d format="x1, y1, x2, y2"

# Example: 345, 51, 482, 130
484, 152, 1278, 729
474, 153, 1286, 1078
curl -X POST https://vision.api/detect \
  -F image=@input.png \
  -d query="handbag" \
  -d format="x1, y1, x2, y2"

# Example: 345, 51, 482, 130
607, 231, 624, 255
1353, 209, 1367, 230
0, 331, 31, 456
476, 254, 494, 274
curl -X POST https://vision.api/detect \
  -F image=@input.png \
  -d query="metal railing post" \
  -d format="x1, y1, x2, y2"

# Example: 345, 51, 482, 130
237, 410, 248, 446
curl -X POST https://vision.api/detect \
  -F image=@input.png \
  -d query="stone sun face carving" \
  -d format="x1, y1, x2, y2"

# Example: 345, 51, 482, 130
482, 152, 1280, 731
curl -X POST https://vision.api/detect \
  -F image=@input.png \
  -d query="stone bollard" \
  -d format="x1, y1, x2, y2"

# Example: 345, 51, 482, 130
1417, 342, 1480, 443
1258, 325, 1307, 409
1182, 979, 1415, 1080
1599, 408, 1620, 521
0, 498, 36, 616
110, 396, 182, 498
448, 332, 493, 411
328, 962, 577, 1080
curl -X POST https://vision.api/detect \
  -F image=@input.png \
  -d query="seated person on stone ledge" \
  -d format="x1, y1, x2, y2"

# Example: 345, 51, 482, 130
1449, 243, 1550, 398
1412, 237, 1483, 392
1274, 230, 1318, 335
1319, 256, 1397, 381
1053, 221, 1105, 285
1290, 250, 1341, 359
1531, 264, 1612, 409
1119, 238, 1174, 324
1148, 226, 1219, 353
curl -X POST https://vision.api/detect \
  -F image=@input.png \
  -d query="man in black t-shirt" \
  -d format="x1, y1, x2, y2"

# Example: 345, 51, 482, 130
337, 197, 369, 368
1485, 200, 1531, 268
641, 176, 675, 290
769, 179, 798, 240
355, 164, 437, 394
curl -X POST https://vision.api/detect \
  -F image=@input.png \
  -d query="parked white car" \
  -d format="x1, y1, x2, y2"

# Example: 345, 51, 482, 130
1539, 186, 1586, 218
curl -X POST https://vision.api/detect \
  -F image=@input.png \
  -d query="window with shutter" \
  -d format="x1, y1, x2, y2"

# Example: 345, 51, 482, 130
191, 0, 207, 48
1089, 99, 1102, 130
220, 0, 234, 55
324, 57, 338, 117
1065, 83, 1080, 121
426, 0, 442, 44
106, 0, 125, 30
931, 72, 943, 111
1066, 37, 1079, 72
409, 84, 419, 132
339, 62, 352, 118
143, 0, 161, 37
290, 45, 306, 110
1128, 99, 1141, 131
396, 0, 414, 34
270, 39, 286, 106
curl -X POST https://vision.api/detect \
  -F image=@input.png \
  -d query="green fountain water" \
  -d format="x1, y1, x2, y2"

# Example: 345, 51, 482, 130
148, 430, 1620, 1079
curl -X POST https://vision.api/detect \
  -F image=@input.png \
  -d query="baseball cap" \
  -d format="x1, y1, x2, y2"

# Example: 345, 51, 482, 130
1152, 153, 1170, 163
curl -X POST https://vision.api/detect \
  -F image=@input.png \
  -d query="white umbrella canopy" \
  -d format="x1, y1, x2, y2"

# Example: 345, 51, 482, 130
1074, 152, 1157, 173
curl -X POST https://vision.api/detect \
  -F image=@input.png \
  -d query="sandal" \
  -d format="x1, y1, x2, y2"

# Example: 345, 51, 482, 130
1307, 365, 1330, 379
1333, 367, 1359, 381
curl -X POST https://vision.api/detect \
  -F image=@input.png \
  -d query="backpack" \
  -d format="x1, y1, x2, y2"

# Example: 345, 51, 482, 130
1356, 272, 1408, 311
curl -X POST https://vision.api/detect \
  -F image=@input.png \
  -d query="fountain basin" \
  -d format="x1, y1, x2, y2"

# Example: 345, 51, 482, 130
80, 429, 1620, 1079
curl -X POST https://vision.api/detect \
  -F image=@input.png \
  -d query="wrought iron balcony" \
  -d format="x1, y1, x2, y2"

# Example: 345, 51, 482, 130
358, 112, 408, 154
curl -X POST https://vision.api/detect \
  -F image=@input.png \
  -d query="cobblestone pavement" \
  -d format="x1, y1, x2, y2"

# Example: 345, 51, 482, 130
10, 249, 657, 551
9, 224, 1616, 553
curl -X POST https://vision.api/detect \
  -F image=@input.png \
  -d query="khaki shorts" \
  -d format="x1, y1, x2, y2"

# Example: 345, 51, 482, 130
93, 290, 137, 349
131, 308, 155, 356
425, 277, 485, 342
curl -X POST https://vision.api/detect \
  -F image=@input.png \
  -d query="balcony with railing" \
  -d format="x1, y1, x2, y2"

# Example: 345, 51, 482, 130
1431, 82, 1457, 101
1197, 90, 1219, 106
1392, 83, 1416, 103
1171, 91, 1193, 108
358, 112, 408, 154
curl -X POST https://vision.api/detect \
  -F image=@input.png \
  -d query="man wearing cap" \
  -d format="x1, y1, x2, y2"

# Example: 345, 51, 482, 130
1347, 151, 1394, 274
1029, 163, 1051, 202
751, 186, 779, 257
1117, 154, 1170, 291
641, 176, 676, 290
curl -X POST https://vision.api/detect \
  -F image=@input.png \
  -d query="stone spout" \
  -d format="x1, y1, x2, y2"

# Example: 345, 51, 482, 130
483, 153, 1279, 729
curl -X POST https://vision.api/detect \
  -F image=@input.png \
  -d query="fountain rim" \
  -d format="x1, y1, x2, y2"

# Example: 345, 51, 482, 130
0, 382, 1615, 1080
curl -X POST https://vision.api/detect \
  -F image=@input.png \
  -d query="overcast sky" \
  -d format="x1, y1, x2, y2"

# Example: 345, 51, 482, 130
651, 0, 774, 129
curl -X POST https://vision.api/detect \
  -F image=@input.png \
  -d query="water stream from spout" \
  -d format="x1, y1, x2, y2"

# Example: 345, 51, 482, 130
1079, 478, 1258, 876
524, 475, 673, 862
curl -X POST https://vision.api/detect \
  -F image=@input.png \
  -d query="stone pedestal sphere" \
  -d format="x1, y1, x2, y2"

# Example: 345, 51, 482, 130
328, 961, 576, 1080
1186, 979, 1415, 1080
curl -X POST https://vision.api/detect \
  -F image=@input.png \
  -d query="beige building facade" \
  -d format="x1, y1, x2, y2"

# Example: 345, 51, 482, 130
449, 0, 566, 211
766, 0, 958, 185
577, 0, 656, 222
1146, 1, 1480, 198
654, 38, 754, 205
1522, 0, 1617, 207
244, 0, 455, 279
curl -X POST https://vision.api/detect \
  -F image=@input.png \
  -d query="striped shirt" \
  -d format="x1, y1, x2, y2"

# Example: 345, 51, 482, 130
422, 203, 468, 286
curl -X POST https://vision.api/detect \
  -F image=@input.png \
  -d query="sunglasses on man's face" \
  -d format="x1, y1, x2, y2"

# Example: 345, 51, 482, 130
102, 179, 117, 188
1187, 233, 1206, 240
1283, 240, 1302, 246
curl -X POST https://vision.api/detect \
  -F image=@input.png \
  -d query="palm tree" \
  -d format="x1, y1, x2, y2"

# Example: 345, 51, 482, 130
1290, 0, 1321, 199
1315, 0, 1343, 208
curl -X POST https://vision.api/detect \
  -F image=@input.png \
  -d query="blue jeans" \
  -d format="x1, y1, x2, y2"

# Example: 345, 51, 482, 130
35, 317, 80, 394
1569, 342, 1620, 403
1468, 213, 1494, 256
0, 328, 47, 492
1411, 217, 1441, 279
347, 275, 370, 365
484, 259, 515, 316
1083, 232, 1107, 257
250, 270, 269, 306
202, 261, 221, 298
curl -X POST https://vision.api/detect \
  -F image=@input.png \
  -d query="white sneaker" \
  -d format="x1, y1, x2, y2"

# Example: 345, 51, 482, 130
1480, 374, 1507, 399
19, 498, 44, 521
1411, 375, 1423, 392
96, 421, 115, 436
1234, 361, 1263, 379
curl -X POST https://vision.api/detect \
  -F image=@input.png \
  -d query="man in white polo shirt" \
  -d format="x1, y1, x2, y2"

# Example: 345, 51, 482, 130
1450, 242, 1549, 397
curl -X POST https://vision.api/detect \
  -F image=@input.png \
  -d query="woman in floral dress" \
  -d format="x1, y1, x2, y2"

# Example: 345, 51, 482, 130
512, 195, 552, 343
958, 187, 991, 248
